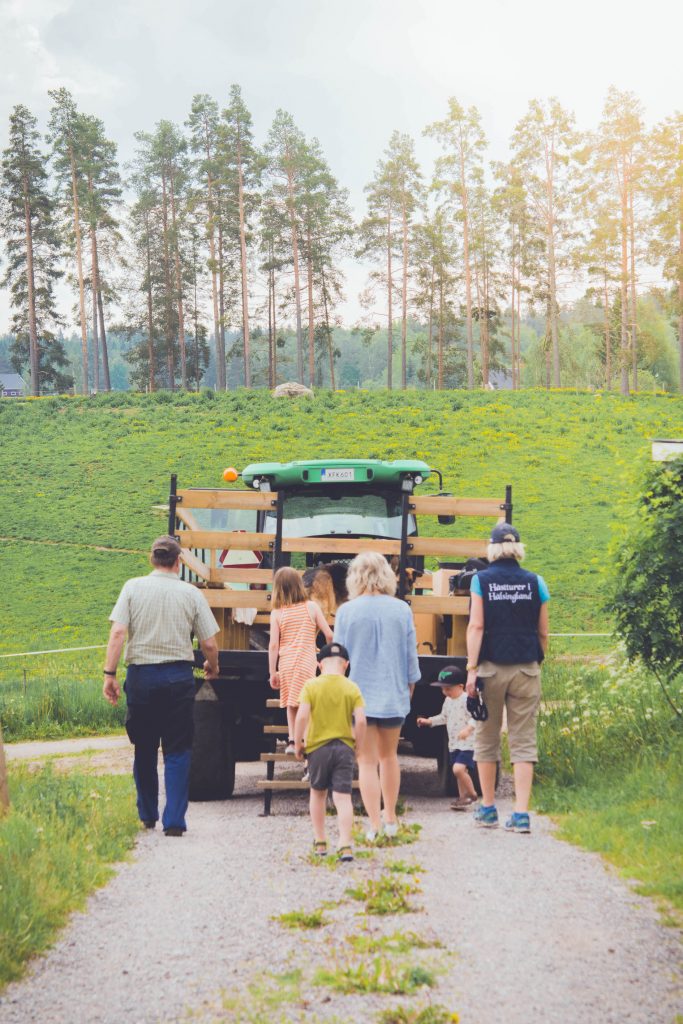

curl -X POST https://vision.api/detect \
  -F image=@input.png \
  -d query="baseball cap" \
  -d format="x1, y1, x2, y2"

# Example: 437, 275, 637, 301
430, 664, 467, 687
490, 522, 520, 544
317, 642, 350, 662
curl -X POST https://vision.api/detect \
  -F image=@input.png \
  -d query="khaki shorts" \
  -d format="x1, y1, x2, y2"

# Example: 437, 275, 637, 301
474, 661, 541, 764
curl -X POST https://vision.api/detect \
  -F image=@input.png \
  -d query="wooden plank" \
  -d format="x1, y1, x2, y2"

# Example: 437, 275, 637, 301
265, 699, 281, 708
258, 778, 362, 786
281, 536, 402, 555
260, 753, 295, 762
175, 508, 202, 530
199, 590, 272, 610
209, 567, 275, 585
177, 530, 274, 552
179, 549, 211, 580
410, 537, 488, 558
411, 496, 505, 518
405, 594, 471, 615
177, 489, 278, 510
263, 725, 289, 734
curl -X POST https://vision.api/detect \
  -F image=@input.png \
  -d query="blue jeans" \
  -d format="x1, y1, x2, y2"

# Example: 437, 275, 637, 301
124, 662, 195, 832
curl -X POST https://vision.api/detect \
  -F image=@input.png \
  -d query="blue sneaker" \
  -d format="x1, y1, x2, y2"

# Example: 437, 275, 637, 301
473, 804, 499, 828
504, 812, 531, 833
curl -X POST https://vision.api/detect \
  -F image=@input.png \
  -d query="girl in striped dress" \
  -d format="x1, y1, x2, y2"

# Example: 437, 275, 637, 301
269, 567, 333, 754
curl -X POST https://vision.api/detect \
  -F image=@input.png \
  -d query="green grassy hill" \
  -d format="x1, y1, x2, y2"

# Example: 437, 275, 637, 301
2, 387, 682, 660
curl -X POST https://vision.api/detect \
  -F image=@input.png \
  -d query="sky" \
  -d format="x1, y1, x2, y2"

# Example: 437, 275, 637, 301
0, 0, 681, 331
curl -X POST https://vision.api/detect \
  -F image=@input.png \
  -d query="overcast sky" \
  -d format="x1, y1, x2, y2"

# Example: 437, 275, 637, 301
0, 0, 681, 330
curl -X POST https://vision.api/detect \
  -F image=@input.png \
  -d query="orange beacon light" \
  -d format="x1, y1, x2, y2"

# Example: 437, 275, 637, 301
223, 467, 239, 482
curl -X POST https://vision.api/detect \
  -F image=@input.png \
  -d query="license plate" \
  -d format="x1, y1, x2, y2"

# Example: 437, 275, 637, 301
321, 467, 355, 482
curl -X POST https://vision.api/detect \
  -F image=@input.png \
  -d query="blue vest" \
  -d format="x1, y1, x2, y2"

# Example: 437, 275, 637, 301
478, 559, 544, 665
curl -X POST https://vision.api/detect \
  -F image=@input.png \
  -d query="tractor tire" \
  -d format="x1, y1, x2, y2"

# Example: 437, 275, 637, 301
189, 697, 235, 801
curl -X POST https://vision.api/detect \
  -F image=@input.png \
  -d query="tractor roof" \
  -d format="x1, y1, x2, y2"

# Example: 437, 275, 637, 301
240, 458, 431, 489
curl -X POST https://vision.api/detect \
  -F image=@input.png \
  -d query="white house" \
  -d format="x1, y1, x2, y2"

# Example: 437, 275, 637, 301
0, 373, 27, 397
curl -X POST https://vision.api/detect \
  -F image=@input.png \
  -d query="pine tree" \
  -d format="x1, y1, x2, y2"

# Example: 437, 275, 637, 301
0, 104, 71, 394
220, 85, 262, 387
648, 112, 683, 390
425, 99, 487, 388
79, 113, 122, 391
47, 88, 92, 393
265, 111, 309, 383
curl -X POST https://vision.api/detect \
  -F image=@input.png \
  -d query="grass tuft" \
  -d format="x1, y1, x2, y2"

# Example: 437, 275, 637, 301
314, 956, 435, 994
346, 873, 422, 915
274, 908, 330, 929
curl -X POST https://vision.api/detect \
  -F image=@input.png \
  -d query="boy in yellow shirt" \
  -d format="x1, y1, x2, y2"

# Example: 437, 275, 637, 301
294, 642, 366, 861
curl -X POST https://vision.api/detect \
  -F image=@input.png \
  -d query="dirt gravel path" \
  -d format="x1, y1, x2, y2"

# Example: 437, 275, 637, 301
1, 741, 681, 1024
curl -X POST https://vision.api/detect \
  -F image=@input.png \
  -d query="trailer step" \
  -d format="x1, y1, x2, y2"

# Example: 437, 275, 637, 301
263, 725, 289, 734
266, 699, 281, 708
260, 753, 298, 762
257, 779, 360, 791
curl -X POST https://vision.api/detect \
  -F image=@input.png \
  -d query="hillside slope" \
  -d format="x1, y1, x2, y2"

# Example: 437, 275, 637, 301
1, 388, 682, 652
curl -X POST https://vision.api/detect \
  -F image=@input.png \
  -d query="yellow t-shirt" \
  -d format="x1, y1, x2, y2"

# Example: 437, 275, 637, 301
298, 674, 365, 753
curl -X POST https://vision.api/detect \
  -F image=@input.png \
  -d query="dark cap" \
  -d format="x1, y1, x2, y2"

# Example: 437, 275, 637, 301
151, 535, 182, 559
431, 664, 467, 687
490, 522, 520, 545
317, 642, 350, 663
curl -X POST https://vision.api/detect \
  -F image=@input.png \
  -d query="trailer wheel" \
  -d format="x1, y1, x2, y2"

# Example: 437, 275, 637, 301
189, 697, 235, 801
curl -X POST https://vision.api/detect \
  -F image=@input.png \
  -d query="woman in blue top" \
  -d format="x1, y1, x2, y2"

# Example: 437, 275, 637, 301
334, 551, 420, 840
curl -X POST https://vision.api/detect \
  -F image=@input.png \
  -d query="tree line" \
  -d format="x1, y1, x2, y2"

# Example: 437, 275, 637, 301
0, 85, 681, 396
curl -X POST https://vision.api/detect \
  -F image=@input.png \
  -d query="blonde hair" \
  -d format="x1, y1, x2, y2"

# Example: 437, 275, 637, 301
272, 567, 308, 608
487, 541, 526, 563
346, 551, 397, 599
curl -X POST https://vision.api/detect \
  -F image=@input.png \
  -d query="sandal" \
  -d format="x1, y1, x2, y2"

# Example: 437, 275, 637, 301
312, 840, 328, 856
337, 845, 354, 862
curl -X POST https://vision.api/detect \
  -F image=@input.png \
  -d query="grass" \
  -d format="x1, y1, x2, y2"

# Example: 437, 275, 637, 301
314, 957, 436, 995
377, 1008, 460, 1024
347, 929, 441, 955
274, 908, 330, 929
0, 765, 139, 987
536, 651, 683, 920
385, 859, 422, 875
346, 874, 422, 915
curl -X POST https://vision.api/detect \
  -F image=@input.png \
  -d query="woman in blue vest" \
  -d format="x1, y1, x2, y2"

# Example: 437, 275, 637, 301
465, 522, 549, 833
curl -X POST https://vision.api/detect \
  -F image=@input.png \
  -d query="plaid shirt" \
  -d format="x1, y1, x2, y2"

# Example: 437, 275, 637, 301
110, 570, 219, 665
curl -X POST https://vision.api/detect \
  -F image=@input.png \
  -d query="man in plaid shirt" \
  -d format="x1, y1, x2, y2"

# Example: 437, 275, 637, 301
103, 536, 219, 836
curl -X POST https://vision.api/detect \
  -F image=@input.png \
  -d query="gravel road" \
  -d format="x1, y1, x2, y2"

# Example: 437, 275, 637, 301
1, 742, 681, 1024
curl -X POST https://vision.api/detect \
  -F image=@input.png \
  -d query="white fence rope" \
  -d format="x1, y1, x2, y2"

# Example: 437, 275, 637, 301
0, 645, 107, 659
0, 634, 611, 660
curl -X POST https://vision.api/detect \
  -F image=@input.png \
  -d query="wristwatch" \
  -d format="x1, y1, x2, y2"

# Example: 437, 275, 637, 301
466, 664, 478, 672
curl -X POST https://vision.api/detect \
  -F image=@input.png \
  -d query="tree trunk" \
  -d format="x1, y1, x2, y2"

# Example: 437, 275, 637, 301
285, 162, 304, 383
426, 264, 435, 389
271, 264, 278, 388
320, 264, 335, 390
160, 170, 175, 389
204, 159, 222, 390
22, 175, 40, 396
387, 207, 393, 389
168, 172, 187, 389
143, 209, 156, 392
306, 228, 315, 387
268, 262, 275, 389
90, 225, 100, 393
95, 240, 111, 391
619, 168, 630, 395
628, 183, 638, 391
459, 139, 474, 389
401, 199, 408, 389
604, 273, 611, 390
216, 220, 226, 389
70, 154, 89, 394
437, 276, 444, 389
236, 136, 251, 388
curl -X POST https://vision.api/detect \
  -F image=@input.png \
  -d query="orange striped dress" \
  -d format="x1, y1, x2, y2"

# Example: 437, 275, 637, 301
276, 601, 318, 708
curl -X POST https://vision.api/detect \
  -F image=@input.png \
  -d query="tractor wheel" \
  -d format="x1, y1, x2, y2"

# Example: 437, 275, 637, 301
189, 697, 235, 801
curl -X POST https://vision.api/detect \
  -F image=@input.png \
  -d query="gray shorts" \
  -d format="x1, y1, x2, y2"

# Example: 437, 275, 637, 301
307, 739, 355, 794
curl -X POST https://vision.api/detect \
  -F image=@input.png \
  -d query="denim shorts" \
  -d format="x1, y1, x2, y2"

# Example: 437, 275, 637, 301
366, 716, 405, 729
449, 749, 475, 768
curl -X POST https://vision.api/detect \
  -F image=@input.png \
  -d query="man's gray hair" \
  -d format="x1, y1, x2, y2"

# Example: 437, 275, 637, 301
150, 535, 182, 568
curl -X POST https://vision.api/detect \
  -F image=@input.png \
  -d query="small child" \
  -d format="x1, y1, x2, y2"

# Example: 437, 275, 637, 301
417, 664, 478, 810
293, 642, 366, 861
269, 567, 333, 754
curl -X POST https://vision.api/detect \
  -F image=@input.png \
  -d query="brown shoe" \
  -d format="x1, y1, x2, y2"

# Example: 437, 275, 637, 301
450, 797, 475, 811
